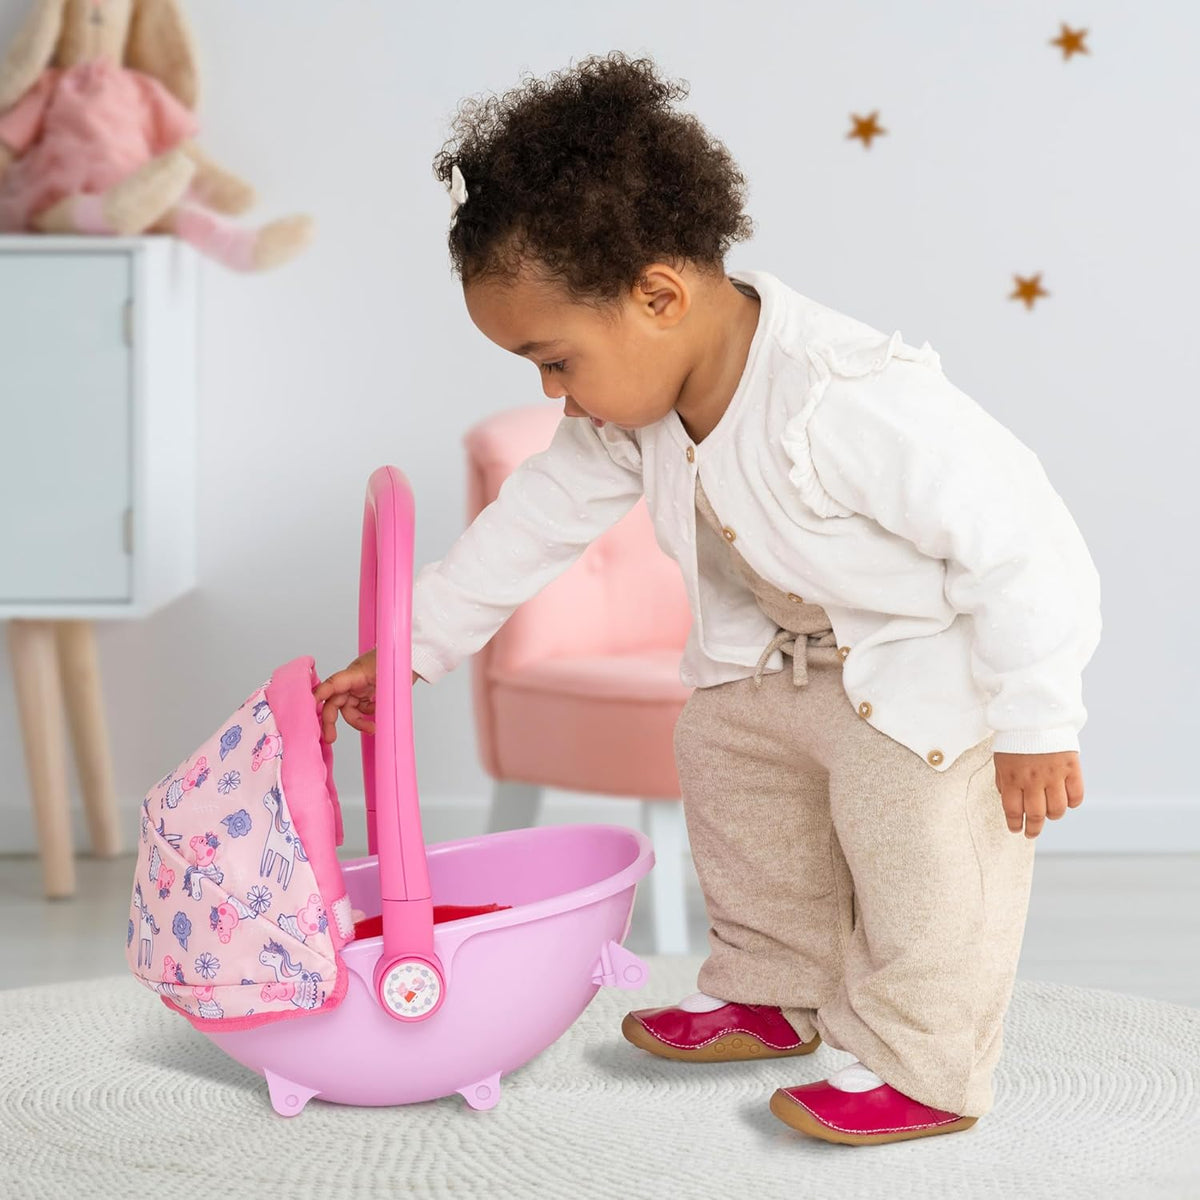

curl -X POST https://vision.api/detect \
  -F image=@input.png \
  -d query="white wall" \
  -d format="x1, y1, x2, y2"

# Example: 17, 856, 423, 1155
1, 0, 1196, 855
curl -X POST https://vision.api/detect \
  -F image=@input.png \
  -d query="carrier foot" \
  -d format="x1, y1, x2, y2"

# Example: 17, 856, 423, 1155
592, 939, 648, 989
264, 1068, 320, 1117
458, 1071, 502, 1111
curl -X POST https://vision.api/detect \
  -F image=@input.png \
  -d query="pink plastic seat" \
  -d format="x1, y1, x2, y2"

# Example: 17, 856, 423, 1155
464, 406, 695, 952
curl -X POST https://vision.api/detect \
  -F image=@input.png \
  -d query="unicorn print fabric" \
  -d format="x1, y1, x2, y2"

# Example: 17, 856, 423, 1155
126, 656, 355, 1030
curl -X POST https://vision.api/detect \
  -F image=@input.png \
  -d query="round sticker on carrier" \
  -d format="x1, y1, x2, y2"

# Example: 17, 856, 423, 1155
379, 960, 443, 1020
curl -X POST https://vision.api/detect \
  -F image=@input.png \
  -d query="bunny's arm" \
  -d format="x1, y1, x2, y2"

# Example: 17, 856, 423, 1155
179, 140, 257, 215
0, 69, 58, 180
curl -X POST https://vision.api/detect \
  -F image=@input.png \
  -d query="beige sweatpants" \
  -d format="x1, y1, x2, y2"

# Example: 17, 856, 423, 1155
678, 479, 1037, 1117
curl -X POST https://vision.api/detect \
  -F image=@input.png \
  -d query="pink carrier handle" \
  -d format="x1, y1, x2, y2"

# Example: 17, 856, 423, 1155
357, 465, 445, 1019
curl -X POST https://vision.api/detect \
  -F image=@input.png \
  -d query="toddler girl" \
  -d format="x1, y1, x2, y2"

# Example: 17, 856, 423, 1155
314, 51, 1101, 1147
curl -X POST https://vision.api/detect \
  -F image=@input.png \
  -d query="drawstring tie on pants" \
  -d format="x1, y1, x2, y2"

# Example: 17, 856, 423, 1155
753, 628, 838, 688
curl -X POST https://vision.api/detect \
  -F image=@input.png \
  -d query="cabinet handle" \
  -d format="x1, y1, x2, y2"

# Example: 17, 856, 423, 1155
122, 508, 134, 555
123, 298, 134, 347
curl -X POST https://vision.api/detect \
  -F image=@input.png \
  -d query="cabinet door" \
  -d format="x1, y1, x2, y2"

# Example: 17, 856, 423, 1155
0, 253, 132, 602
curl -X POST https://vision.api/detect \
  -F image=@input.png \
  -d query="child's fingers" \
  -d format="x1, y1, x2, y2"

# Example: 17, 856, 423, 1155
313, 653, 380, 742
323, 692, 362, 742
313, 663, 371, 701
342, 703, 376, 736
319, 698, 377, 742
321, 695, 347, 743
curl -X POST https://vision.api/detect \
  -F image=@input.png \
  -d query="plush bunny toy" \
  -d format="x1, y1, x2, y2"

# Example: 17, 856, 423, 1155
0, 0, 313, 271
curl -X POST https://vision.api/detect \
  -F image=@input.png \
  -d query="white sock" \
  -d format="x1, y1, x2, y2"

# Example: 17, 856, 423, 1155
677, 991, 732, 1012
827, 1060, 886, 1092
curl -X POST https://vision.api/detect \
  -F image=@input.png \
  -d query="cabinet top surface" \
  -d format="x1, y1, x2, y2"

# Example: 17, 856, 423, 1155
0, 234, 191, 255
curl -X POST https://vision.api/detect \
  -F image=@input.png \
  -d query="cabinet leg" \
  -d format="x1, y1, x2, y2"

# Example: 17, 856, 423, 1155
56, 620, 121, 858
8, 620, 75, 899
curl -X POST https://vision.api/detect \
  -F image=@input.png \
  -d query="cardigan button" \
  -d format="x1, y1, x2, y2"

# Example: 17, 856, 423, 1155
786, 592, 803, 603
686, 445, 695, 463
857, 701, 872, 718
722, 526, 736, 542
927, 749, 945, 767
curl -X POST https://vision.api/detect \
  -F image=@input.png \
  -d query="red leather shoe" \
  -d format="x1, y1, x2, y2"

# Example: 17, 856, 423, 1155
769, 1062, 978, 1145
622, 992, 820, 1062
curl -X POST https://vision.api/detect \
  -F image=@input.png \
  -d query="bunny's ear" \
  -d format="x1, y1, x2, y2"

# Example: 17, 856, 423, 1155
0, 0, 67, 112
125, 0, 198, 110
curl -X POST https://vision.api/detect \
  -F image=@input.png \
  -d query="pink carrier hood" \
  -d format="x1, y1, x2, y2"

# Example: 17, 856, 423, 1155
126, 656, 355, 1030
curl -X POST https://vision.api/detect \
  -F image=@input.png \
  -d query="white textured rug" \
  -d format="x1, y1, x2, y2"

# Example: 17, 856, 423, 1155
2, 957, 1198, 1200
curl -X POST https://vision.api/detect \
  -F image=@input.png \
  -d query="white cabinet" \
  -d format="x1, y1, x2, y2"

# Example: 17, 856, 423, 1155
0, 236, 198, 618
0, 236, 199, 897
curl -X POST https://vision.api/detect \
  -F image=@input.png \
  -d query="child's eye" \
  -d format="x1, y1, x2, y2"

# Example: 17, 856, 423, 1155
540, 360, 567, 374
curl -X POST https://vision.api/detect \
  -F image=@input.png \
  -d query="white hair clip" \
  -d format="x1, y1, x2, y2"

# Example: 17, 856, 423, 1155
447, 163, 469, 222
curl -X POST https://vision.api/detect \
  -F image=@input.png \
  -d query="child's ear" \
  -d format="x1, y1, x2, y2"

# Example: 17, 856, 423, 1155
0, 0, 67, 111
125, 0, 198, 109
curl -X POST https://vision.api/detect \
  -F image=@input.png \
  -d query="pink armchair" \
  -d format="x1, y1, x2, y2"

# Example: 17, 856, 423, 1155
464, 405, 695, 953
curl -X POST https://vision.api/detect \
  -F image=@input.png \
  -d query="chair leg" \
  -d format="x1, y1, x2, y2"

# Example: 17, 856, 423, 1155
642, 800, 690, 954
487, 779, 542, 833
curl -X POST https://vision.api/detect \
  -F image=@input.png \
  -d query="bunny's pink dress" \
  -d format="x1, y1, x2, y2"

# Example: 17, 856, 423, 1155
0, 57, 198, 230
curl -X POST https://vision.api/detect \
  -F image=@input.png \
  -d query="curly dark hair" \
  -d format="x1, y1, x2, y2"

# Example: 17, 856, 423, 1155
431, 51, 755, 314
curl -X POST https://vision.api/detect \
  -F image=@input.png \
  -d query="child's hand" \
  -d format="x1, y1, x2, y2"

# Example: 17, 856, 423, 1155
993, 751, 1084, 839
311, 650, 422, 744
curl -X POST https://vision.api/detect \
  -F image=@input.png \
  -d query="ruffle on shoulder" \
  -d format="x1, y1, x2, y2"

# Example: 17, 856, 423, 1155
594, 418, 643, 474
780, 329, 942, 517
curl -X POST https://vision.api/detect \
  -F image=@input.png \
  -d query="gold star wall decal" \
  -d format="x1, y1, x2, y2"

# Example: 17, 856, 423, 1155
1049, 22, 1090, 60
848, 27, 1089, 307
1010, 273, 1050, 310
847, 111, 887, 149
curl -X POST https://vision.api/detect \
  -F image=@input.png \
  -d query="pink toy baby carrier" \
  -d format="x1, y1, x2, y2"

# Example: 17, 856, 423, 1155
123, 464, 652, 1114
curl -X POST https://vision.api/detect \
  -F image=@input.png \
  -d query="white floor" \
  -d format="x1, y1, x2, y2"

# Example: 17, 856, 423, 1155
4, 849, 1199, 1006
